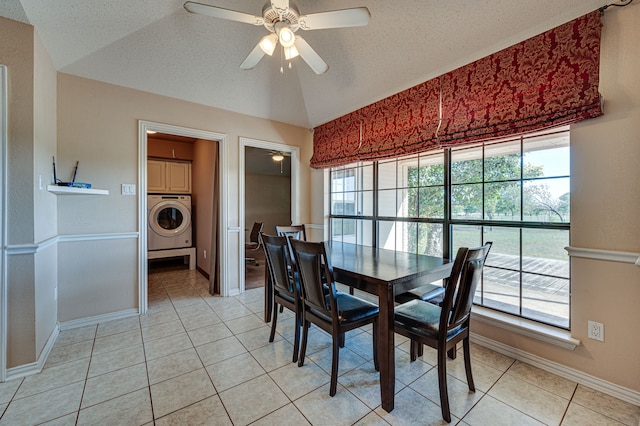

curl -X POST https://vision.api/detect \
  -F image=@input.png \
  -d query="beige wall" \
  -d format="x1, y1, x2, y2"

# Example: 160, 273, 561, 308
245, 173, 291, 239
470, 7, 640, 392
308, 168, 326, 242
33, 31, 58, 359
0, 16, 35, 244
1, 16, 37, 368
1, 17, 58, 368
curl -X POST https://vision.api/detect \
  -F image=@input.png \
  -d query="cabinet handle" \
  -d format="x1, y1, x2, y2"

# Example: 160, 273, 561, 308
172, 149, 175, 158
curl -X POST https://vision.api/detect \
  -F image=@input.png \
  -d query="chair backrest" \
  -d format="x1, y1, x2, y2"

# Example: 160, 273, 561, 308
261, 233, 296, 297
275, 225, 307, 241
441, 242, 492, 333
275, 225, 307, 268
289, 239, 336, 317
249, 222, 263, 243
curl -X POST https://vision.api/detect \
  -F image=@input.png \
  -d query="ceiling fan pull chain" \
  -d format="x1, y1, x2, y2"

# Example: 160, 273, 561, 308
280, 46, 284, 74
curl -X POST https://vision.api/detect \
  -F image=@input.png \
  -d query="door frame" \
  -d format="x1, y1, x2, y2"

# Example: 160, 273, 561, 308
138, 121, 228, 313
239, 137, 300, 292
0, 65, 7, 381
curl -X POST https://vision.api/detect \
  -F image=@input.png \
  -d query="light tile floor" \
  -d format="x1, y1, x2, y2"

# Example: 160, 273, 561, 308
1, 269, 639, 425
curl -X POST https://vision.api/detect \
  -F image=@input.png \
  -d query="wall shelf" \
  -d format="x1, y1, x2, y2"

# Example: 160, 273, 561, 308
47, 185, 109, 195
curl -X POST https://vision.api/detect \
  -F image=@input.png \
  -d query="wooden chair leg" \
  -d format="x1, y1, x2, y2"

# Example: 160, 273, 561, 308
292, 311, 301, 363
330, 332, 340, 396
463, 337, 475, 391
279, 305, 284, 313
437, 347, 452, 423
410, 339, 417, 362
447, 346, 457, 359
269, 303, 278, 343
372, 319, 379, 371
297, 320, 310, 367
418, 343, 424, 357
339, 332, 345, 348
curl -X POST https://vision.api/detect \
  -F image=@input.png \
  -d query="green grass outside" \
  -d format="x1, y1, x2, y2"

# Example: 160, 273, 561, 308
452, 225, 569, 261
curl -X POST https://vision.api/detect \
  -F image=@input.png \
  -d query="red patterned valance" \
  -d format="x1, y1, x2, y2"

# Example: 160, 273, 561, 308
311, 10, 602, 169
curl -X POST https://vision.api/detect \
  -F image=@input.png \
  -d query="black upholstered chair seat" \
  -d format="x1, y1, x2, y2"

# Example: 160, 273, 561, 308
395, 300, 462, 337
395, 283, 445, 305
334, 293, 379, 322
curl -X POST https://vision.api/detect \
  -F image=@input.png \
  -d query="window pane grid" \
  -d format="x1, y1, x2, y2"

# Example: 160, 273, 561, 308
329, 129, 570, 330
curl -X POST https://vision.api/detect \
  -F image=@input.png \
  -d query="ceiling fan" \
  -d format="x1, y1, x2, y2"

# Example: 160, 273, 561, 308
267, 150, 290, 162
183, 0, 371, 74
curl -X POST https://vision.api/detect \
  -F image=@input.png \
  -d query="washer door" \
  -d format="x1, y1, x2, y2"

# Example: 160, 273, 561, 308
148, 200, 191, 237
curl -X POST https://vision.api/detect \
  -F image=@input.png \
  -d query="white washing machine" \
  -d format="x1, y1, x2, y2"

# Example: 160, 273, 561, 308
148, 195, 192, 250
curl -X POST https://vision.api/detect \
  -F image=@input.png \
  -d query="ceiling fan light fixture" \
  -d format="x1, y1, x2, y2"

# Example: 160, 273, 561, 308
272, 153, 285, 162
259, 34, 278, 55
284, 45, 299, 60
276, 23, 296, 47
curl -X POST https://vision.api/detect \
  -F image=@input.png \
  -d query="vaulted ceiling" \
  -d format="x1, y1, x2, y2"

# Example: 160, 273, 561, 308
1, 0, 604, 128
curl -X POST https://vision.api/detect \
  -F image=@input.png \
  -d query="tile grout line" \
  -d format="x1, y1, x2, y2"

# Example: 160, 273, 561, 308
73, 323, 98, 425
138, 313, 157, 424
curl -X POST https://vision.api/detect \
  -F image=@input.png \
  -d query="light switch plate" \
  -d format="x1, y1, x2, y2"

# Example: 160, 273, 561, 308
121, 184, 136, 195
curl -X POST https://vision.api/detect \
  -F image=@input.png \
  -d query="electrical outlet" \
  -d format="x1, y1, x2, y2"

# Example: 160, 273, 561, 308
588, 320, 604, 342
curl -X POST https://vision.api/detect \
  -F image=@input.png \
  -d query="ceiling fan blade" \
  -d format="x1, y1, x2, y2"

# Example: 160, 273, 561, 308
295, 37, 329, 75
240, 43, 266, 70
299, 7, 370, 30
184, 1, 264, 26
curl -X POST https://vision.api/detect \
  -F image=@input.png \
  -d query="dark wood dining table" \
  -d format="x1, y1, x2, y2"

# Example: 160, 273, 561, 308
263, 240, 453, 412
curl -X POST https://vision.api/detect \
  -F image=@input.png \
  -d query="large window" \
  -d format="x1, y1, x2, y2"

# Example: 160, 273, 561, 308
329, 129, 570, 329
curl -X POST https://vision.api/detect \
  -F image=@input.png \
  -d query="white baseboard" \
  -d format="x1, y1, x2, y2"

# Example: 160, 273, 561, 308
470, 332, 640, 406
6, 323, 59, 381
59, 308, 139, 331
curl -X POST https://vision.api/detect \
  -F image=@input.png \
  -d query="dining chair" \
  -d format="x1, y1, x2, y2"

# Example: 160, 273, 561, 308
276, 224, 357, 296
261, 233, 301, 362
275, 224, 307, 241
394, 242, 492, 423
275, 224, 307, 273
289, 238, 379, 397
245, 222, 264, 265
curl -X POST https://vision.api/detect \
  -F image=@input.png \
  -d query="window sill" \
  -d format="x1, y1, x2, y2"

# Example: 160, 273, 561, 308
471, 307, 580, 350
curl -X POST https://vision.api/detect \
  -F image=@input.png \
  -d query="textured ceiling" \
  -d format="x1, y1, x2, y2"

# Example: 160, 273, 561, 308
1, 0, 605, 128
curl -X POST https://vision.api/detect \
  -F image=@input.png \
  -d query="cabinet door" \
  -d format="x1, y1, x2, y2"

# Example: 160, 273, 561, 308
147, 160, 166, 192
167, 161, 191, 193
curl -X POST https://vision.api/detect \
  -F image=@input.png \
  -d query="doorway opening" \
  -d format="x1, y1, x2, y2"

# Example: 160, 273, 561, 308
239, 138, 300, 292
138, 121, 228, 314
244, 146, 292, 289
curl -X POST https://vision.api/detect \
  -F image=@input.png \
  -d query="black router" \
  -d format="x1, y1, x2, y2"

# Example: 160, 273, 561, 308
53, 157, 92, 188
